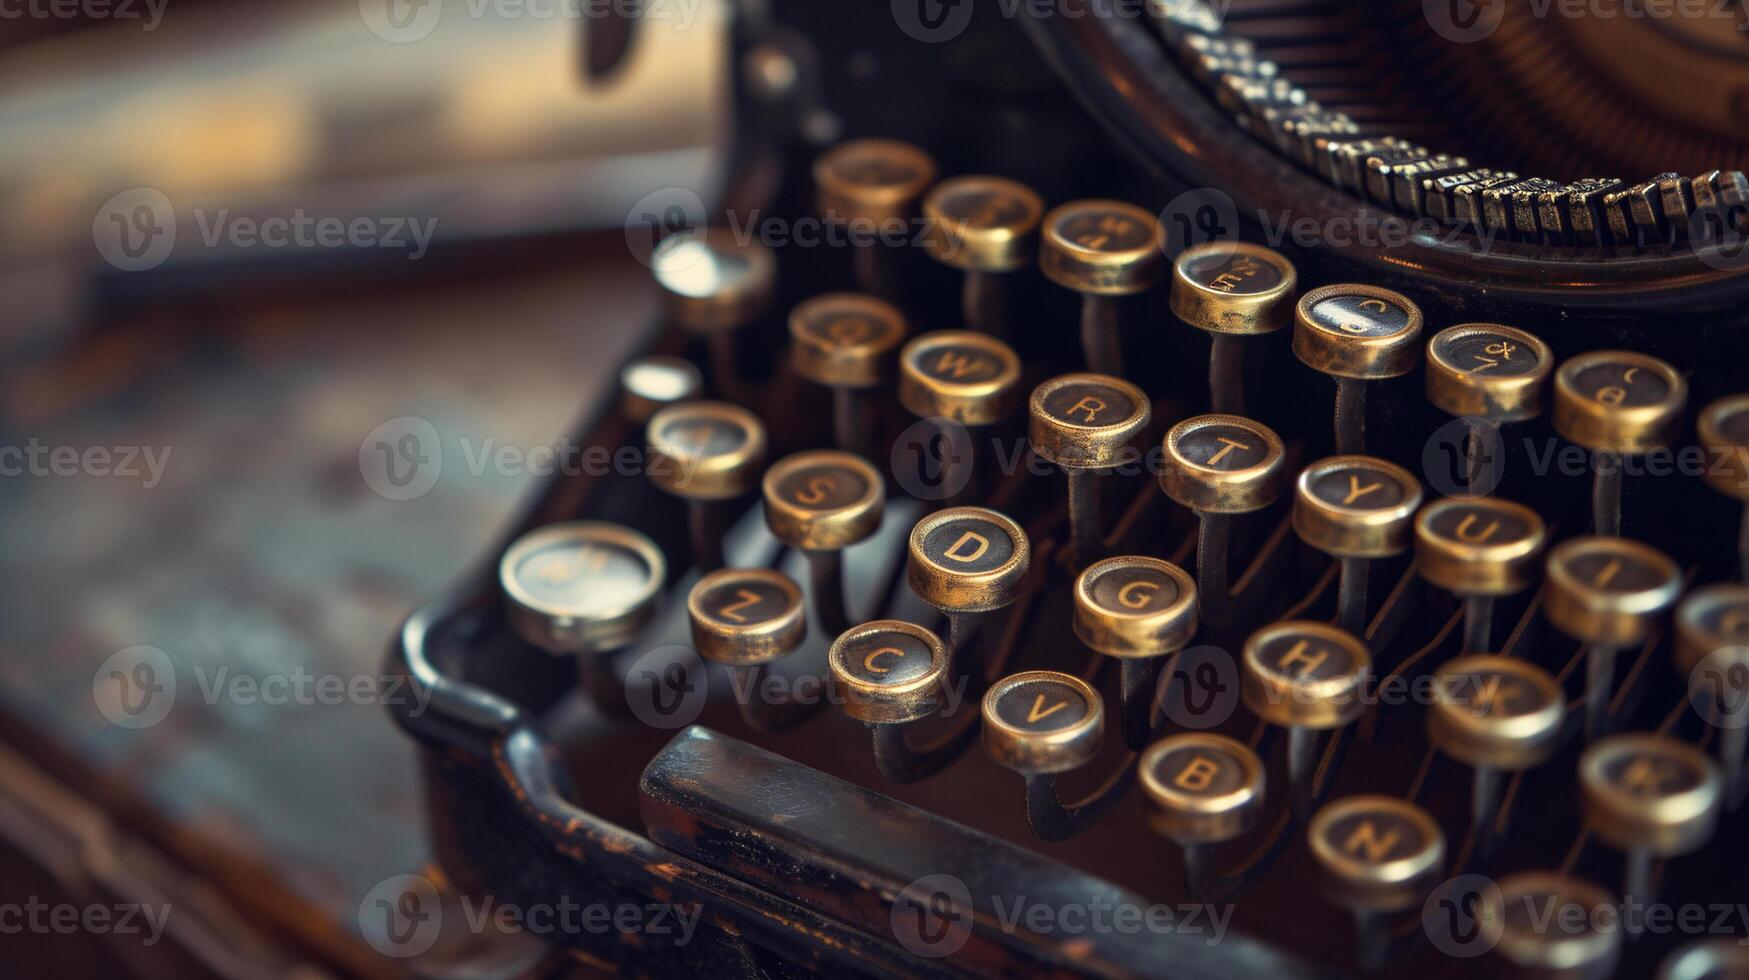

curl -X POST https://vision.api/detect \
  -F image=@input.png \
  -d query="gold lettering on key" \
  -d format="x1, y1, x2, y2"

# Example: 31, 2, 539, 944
1342, 476, 1384, 505
1620, 757, 1671, 796
943, 531, 991, 563
1025, 693, 1069, 724
1592, 559, 1622, 590
1359, 299, 1390, 314
827, 317, 868, 344
1597, 386, 1628, 406
1118, 581, 1159, 609
1453, 514, 1500, 543
1343, 820, 1402, 862
933, 351, 989, 380
1066, 396, 1107, 423
1278, 639, 1331, 676
718, 588, 763, 623
864, 647, 904, 675
1074, 214, 1133, 251
1720, 609, 1749, 637
1174, 755, 1220, 792
1468, 675, 1514, 718
1206, 436, 1250, 467
795, 476, 837, 506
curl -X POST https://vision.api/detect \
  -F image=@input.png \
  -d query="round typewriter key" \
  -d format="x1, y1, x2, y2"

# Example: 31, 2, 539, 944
1482, 872, 1621, 978
921, 175, 1043, 334
1661, 940, 1749, 980
501, 521, 666, 655
814, 138, 937, 298
828, 620, 949, 725
1546, 536, 1681, 741
620, 355, 704, 426
1309, 795, 1444, 971
907, 506, 1030, 616
1028, 373, 1151, 568
652, 228, 776, 397
1293, 455, 1423, 635
982, 670, 1103, 774
899, 331, 1022, 504
1425, 323, 1553, 497
1581, 734, 1722, 920
647, 401, 768, 572
763, 450, 884, 637
789, 293, 908, 455
1242, 621, 1371, 818
1293, 284, 1423, 454
1414, 497, 1547, 653
1697, 394, 1749, 579
1039, 199, 1163, 375
1169, 242, 1298, 414
1553, 350, 1688, 536
1676, 585, 1749, 805
1141, 732, 1264, 895
1160, 414, 1286, 623
687, 568, 806, 666
1429, 655, 1564, 842
1074, 557, 1198, 750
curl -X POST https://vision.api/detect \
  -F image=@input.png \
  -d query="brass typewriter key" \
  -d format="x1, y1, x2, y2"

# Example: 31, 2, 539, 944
1292, 455, 1423, 635
763, 450, 885, 638
1674, 585, 1749, 805
1661, 940, 1749, 980
1425, 323, 1553, 493
1160, 414, 1286, 624
1697, 394, 1749, 578
1168, 242, 1297, 414
898, 330, 1022, 503
651, 228, 777, 398
1428, 655, 1564, 849
1039, 199, 1164, 375
921, 175, 1044, 334
1242, 620, 1371, 819
647, 401, 768, 572
687, 568, 811, 732
814, 138, 937, 298
1414, 496, 1548, 653
1073, 556, 1198, 750
788, 293, 908, 456
620, 355, 704, 426
1480, 872, 1621, 979
1580, 734, 1722, 925
1028, 373, 1152, 568
1293, 284, 1424, 454
907, 507, 1030, 669
1545, 536, 1682, 741
1552, 350, 1688, 536
829, 620, 972, 783
983, 670, 1122, 841
1308, 795, 1444, 972
1140, 732, 1265, 897
501, 521, 666, 709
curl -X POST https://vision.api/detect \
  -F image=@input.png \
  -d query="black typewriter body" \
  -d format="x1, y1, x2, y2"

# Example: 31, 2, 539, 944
389, 2, 1749, 977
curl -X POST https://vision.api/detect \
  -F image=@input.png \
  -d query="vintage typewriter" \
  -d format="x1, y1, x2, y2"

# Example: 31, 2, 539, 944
386, 0, 1749, 976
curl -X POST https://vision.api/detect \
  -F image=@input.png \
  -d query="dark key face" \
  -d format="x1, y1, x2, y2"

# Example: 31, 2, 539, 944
1569, 360, 1673, 407
931, 185, 1038, 232
693, 576, 798, 629
1596, 748, 1709, 798
990, 676, 1092, 733
1178, 250, 1285, 294
1147, 743, 1248, 799
1438, 666, 1554, 721
1433, 328, 1543, 378
1053, 207, 1155, 253
1083, 563, 1183, 617
833, 629, 938, 687
512, 540, 653, 614
830, 155, 926, 190
908, 342, 1009, 385
1710, 401, 1749, 446
1317, 808, 1431, 867
774, 463, 873, 514
1308, 464, 1412, 510
919, 514, 1017, 574
1253, 630, 1362, 683
794, 307, 903, 353
1172, 420, 1274, 471
1303, 292, 1414, 338
1497, 881, 1604, 944
1421, 500, 1535, 548
655, 416, 750, 459
1690, 596, 1749, 645
1559, 549, 1670, 595
1039, 380, 1140, 429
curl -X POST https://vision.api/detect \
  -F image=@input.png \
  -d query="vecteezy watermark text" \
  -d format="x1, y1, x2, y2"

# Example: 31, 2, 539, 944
0, 440, 171, 488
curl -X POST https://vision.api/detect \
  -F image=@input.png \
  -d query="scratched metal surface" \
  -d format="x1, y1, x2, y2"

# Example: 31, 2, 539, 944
0, 240, 656, 969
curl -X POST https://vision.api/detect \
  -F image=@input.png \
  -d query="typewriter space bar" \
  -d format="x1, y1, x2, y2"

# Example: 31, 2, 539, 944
640, 727, 1333, 979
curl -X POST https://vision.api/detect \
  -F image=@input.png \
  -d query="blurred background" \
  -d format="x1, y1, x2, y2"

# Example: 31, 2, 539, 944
0, 1, 730, 974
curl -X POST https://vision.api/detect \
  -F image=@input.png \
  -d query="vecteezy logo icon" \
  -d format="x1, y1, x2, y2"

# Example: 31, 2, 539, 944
1422, 873, 1503, 958
1690, 200, 1749, 273
891, 418, 974, 501
92, 646, 177, 729
1423, 0, 1505, 43
360, 0, 443, 43
1423, 416, 1505, 497
891, 0, 974, 43
359, 874, 443, 958
625, 188, 709, 268
359, 417, 442, 501
1689, 647, 1749, 730
625, 645, 709, 729
1160, 187, 1240, 259
93, 188, 176, 272
1160, 645, 1240, 729
891, 873, 974, 957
